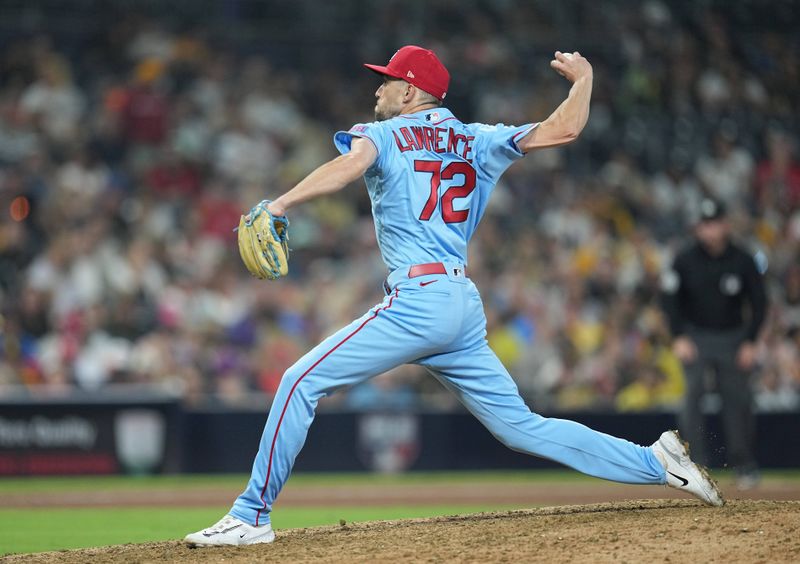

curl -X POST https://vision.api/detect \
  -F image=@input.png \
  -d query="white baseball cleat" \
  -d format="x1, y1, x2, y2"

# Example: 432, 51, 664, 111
184, 514, 275, 547
651, 430, 724, 507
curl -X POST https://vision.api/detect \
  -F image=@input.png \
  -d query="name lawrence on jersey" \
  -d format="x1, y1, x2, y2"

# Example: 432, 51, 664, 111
392, 123, 475, 162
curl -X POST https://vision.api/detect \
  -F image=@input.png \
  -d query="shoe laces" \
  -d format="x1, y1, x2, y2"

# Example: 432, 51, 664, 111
204, 515, 240, 534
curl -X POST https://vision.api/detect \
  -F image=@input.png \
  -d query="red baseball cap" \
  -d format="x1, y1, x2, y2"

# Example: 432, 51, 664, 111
364, 45, 450, 101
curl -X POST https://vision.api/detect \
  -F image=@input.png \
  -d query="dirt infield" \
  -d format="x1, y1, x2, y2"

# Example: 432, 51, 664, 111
4, 499, 800, 563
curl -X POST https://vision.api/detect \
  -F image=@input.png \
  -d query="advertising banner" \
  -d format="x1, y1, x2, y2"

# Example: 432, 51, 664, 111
0, 397, 181, 476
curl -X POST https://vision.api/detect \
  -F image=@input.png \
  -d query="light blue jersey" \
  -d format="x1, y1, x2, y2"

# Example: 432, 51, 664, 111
230, 109, 667, 528
334, 108, 534, 270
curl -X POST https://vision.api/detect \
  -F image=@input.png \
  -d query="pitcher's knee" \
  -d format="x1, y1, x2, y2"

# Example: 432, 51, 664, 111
274, 366, 300, 392
279, 361, 340, 401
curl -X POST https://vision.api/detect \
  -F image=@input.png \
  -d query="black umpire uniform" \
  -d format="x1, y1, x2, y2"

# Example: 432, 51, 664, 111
661, 198, 767, 483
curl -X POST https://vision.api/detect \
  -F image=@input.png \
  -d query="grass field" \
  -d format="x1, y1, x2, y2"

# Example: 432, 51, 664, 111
2, 470, 799, 557
0, 469, 603, 493
0, 471, 557, 555
1, 504, 523, 555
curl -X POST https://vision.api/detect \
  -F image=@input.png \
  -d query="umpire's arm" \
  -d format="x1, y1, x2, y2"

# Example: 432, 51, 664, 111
743, 255, 768, 343
518, 51, 593, 152
660, 255, 698, 363
736, 254, 768, 371
660, 260, 687, 339
267, 138, 377, 216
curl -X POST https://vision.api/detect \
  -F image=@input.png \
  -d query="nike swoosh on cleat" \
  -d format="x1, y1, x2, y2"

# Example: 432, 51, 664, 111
420, 280, 439, 287
669, 471, 689, 487
240, 533, 246, 538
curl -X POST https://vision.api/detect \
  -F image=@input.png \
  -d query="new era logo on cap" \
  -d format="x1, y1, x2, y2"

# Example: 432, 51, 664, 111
364, 45, 450, 101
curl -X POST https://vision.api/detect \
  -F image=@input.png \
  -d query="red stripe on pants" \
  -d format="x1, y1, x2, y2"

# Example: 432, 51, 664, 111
255, 289, 399, 525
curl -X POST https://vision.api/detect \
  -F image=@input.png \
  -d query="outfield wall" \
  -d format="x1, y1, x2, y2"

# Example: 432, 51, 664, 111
1, 396, 798, 475
182, 410, 800, 474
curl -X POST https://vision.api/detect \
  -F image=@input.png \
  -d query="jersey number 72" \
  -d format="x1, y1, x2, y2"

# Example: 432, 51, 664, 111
414, 160, 477, 223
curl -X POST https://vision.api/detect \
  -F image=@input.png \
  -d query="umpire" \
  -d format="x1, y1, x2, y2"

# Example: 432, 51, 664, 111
661, 197, 767, 489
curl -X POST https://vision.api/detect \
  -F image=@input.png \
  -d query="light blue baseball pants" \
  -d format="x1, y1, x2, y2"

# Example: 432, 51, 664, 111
230, 266, 667, 526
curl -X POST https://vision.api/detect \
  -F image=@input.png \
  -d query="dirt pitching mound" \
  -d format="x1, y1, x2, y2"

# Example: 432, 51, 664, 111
5, 499, 800, 563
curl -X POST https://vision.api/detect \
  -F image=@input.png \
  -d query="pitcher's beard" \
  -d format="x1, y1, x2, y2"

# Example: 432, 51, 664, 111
374, 103, 399, 122
374, 107, 389, 121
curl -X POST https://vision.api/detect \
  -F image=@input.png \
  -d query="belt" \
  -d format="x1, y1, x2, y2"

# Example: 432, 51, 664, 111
408, 262, 447, 278
384, 262, 467, 294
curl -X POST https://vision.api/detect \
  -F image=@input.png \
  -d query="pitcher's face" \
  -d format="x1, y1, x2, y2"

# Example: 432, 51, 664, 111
374, 77, 406, 121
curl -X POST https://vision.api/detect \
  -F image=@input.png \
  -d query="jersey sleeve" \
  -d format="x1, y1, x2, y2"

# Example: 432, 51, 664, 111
473, 122, 538, 181
333, 122, 388, 171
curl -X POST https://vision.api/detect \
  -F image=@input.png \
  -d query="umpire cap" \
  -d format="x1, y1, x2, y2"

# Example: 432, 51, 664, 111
698, 197, 726, 222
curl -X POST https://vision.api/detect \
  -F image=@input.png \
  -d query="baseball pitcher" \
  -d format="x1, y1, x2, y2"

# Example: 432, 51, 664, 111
186, 46, 723, 547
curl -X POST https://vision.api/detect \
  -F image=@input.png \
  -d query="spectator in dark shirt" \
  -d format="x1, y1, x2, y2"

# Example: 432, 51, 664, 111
661, 198, 767, 489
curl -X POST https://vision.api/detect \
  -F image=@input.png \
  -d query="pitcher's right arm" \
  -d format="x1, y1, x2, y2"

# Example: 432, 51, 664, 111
517, 51, 593, 152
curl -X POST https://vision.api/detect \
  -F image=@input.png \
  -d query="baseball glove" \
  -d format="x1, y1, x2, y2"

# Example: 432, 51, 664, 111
236, 200, 290, 280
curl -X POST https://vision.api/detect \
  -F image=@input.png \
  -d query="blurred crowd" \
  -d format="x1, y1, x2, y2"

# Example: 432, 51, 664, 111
0, 0, 798, 412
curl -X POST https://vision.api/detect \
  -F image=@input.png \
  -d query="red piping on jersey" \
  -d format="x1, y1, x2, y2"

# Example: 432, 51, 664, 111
512, 124, 538, 142
254, 288, 400, 526
432, 117, 455, 126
